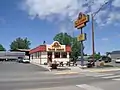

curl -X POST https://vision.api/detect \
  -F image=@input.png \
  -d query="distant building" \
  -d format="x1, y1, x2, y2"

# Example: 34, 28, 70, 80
0, 51, 25, 60
15, 49, 30, 59
110, 51, 120, 60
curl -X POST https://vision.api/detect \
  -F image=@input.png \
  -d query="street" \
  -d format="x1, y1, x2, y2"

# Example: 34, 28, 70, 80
0, 62, 120, 90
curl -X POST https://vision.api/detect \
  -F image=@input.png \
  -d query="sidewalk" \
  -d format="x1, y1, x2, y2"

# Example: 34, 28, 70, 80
31, 62, 72, 72
31, 62, 120, 73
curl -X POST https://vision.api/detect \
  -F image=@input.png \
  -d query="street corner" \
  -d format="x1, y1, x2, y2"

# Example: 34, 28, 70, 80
54, 71, 79, 75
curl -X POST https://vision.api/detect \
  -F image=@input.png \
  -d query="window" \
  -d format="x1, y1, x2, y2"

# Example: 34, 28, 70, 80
61, 52, 67, 58
38, 52, 40, 58
31, 54, 33, 59
35, 53, 37, 58
54, 52, 60, 58
41, 52, 46, 55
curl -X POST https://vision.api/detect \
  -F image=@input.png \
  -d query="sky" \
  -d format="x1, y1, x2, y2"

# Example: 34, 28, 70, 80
0, 0, 120, 55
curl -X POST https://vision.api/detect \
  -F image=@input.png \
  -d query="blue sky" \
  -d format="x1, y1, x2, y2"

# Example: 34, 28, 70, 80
0, 0, 120, 55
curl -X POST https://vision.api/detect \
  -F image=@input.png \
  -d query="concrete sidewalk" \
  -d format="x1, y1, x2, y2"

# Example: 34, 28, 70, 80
31, 62, 72, 72
31, 62, 120, 73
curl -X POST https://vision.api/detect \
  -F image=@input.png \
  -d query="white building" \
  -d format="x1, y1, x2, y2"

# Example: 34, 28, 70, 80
29, 41, 71, 65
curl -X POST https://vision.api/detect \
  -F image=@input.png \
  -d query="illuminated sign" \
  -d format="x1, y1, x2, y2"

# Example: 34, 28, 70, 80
74, 12, 89, 29
47, 41, 65, 52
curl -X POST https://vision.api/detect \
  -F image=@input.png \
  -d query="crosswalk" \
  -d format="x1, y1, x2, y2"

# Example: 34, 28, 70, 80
84, 73, 120, 81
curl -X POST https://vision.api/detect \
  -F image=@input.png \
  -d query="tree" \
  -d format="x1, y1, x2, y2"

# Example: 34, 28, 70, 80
0, 44, 6, 51
106, 52, 111, 56
53, 33, 72, 45
70, 37, 82, 61
10, 37, 31, 51
93, 52, 101, 60
53, 33, 82, 62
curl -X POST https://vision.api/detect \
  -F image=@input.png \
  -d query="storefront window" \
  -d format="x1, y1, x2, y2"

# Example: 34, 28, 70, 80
35, 53, 37, 58
54, 52, 60, 58
61, 52, 67, 58
37, 52, 39, 58
38, 52, 41, 58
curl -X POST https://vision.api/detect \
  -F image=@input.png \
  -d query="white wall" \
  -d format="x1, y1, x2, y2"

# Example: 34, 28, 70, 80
111, 54, 120, 60
30, 59, 40, 64
30, 52, 70, 65
52, 58, 70, 64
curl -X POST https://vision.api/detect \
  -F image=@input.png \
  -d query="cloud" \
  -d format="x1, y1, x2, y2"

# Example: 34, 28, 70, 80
21, 0, 120, 32
107, 12, 120, 24
112, 0, 120, 7
102, 38, 109, 41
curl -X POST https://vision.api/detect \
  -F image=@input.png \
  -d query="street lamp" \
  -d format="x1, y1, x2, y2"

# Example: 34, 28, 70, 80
91, 1, 110, 64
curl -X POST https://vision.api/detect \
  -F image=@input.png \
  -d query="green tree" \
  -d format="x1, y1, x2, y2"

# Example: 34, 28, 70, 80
71, 37, 82, 61
94, 52, 101, 60
53, 33, 72, 45
10, 37, 31, 51
0, 44, 6, 51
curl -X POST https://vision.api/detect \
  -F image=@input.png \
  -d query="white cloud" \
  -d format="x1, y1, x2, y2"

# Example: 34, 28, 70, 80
112, 0, 120, 7
102, 38, 109, 41
21, 0, 120, 32
107, 12, 120, 24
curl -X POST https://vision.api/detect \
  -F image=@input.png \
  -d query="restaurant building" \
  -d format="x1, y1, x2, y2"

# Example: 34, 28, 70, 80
29, 41, 71, 65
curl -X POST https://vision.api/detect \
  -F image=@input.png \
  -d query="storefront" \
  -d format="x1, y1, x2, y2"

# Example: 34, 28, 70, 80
29, 41, 71, 65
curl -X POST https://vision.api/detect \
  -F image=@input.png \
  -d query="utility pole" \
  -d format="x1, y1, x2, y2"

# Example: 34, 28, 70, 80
91, 14, 95, 64
91, 1, 110, 65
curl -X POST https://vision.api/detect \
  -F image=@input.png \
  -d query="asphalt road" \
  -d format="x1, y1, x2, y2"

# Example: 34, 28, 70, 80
0, 61, 120, 90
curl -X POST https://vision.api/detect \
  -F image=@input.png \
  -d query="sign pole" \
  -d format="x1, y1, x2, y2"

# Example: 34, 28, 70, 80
80, 28, 84, 66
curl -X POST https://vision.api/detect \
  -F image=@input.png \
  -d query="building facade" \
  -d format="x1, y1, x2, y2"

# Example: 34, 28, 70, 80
110, 51, 120, 60
29, 41, 71, 65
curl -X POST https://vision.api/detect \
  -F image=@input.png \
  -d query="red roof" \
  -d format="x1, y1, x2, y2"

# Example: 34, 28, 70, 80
29, 45, 46, 54
29, 45, 71, 54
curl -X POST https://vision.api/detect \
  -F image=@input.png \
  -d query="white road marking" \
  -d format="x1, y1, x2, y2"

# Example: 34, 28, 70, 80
76, 84, 104, 90
102, 75, 120, 79
112, 78, 120, 81
94, 74, 114, 77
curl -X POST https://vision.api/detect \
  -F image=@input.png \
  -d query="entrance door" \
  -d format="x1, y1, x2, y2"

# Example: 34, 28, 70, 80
47, 52, 52, 63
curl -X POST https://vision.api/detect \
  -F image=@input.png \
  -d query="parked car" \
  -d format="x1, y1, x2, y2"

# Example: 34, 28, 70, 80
115, 58, 120, 63
99, 56, 111, 63
17, 58, 23, 63
22, 59, 30, 63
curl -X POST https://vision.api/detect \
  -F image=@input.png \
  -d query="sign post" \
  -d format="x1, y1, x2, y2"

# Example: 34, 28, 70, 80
80, 28, 84, 66
74, 12, 89, 66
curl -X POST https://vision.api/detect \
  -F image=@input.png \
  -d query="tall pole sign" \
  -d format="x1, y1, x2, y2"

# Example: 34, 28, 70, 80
74, 12, 89, 66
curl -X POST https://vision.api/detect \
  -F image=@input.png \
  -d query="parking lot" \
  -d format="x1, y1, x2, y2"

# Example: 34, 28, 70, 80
0, 61, 53, 90
0, 61, 48, 73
